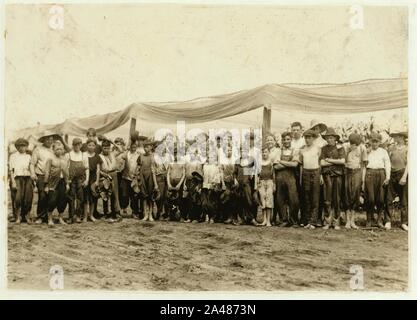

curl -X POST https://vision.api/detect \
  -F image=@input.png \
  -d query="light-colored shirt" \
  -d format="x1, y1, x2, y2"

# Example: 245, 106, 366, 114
345, 144, 367, 169
99, 153, 117, 172
9, 152, 31, 177
299, 145, 321, 170
269, 147, 281, 164
313, 136, 327, 148
292, 137, 305, 151
203, 164, 222, 189
366, 147, 391, 179
30, 146, 54, 175
69, 151, 89, 168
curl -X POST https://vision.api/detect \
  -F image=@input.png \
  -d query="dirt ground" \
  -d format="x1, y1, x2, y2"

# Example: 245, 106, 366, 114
7, 199, 408, 292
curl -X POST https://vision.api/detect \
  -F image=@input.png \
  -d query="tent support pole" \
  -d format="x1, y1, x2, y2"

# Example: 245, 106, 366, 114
129, 117, 137, 142
262, 106, 272, 138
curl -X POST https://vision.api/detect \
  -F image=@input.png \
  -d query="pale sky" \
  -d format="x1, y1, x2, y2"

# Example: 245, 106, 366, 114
5, 4, 408, 133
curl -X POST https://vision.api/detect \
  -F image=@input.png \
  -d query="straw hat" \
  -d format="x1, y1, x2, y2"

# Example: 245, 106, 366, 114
308, 119, 327, 133
322, 127, 340, 141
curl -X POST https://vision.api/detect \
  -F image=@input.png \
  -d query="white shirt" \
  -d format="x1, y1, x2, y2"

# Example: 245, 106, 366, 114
313, 136, 327, 148
292, 137, 305, 151
203, 164, 222, 189
10, 152, 31, 177
269, 147, 281, 164
367, 147, 391, 179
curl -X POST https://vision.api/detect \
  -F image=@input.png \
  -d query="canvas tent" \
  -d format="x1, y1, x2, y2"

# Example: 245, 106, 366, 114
9, 78, 408, 141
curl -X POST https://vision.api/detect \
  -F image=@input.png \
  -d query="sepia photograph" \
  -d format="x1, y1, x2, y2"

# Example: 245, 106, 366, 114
1, 0, 415, 297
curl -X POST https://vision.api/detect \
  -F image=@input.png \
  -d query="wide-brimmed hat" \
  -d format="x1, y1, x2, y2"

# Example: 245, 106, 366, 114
322, 127, 340, 140
308, 119, 327, 133
130, 131, 148, 142
14, 138, 29, 148
191, 171, 204, 182
389, 131, 408, 138
38, 133, 62, 143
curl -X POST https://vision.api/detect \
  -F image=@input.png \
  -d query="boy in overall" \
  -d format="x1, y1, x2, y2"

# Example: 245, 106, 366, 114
166, 149, 185, 221
9, 138, 33, 224
386, 132, 408, 231
365, 132, 391, 228
202, 144, 223, 224
83, 138, 102, 222
344, 133, 367, 229
274, 132, 300, 227
299, 130, 321, 229
153, 142, 172, 220
257, 147, 275, 227
67, 138, 89, 224
181, 144, 204, 223
320, 128, 346, 230
235, 155, 258, 226
220, 144, 238, 224
137, 140, 156, 221
119, 140, 140, 218
44, 143, 70, 226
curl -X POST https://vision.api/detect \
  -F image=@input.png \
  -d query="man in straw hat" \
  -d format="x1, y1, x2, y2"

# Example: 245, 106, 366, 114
386, 131, 408, 231
9, 138, 33, 224
320, 127, 346, 230
30, 133, 59, 224
364, 132, 391, 228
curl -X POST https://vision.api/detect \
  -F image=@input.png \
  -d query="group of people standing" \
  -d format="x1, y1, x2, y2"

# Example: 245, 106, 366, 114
8, 119, 408, 231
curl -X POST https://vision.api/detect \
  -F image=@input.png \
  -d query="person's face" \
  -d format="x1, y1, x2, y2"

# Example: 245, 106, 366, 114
371, 140, 380, 150
282, 135, 292, 148
130, 142, 138, 152
87, 133, 96, 140
291, 125, 302, 139
325, 136, 336, 146
313, 126, 322, 135
43, 137, 53, 148
115, 142, 124, 149
73, 143, 81, 152
102, 146, 111, 155
262, 149, 269, 160
54, 146, 63, 157
17, 145, 27, 154
87, 142, 96, 153
226, 146, 233, 157
305, 136, 314, 146
265, 136, 275, 149
144, 145, 152, 154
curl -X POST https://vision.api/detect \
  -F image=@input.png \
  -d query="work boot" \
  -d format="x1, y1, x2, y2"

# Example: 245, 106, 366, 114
48, 212, 54, 226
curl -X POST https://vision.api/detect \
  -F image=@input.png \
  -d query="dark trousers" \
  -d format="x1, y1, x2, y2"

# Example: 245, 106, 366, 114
201, 188, 221, 220
345, 168, 362, 211
302, 169, 320, 225
14, 176, 34, 219
36, 175, 48, 221
156, 174, 167, 219
322, 174, 343, 224
68, 178, 84, 218
47, 179, 68, 213
220, 181, 237, 222
386, 169, 408, 224
236, 180, 256, 222
364, 169, 386, 223
120, 178, 139, 214
275, 169, 299, 224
